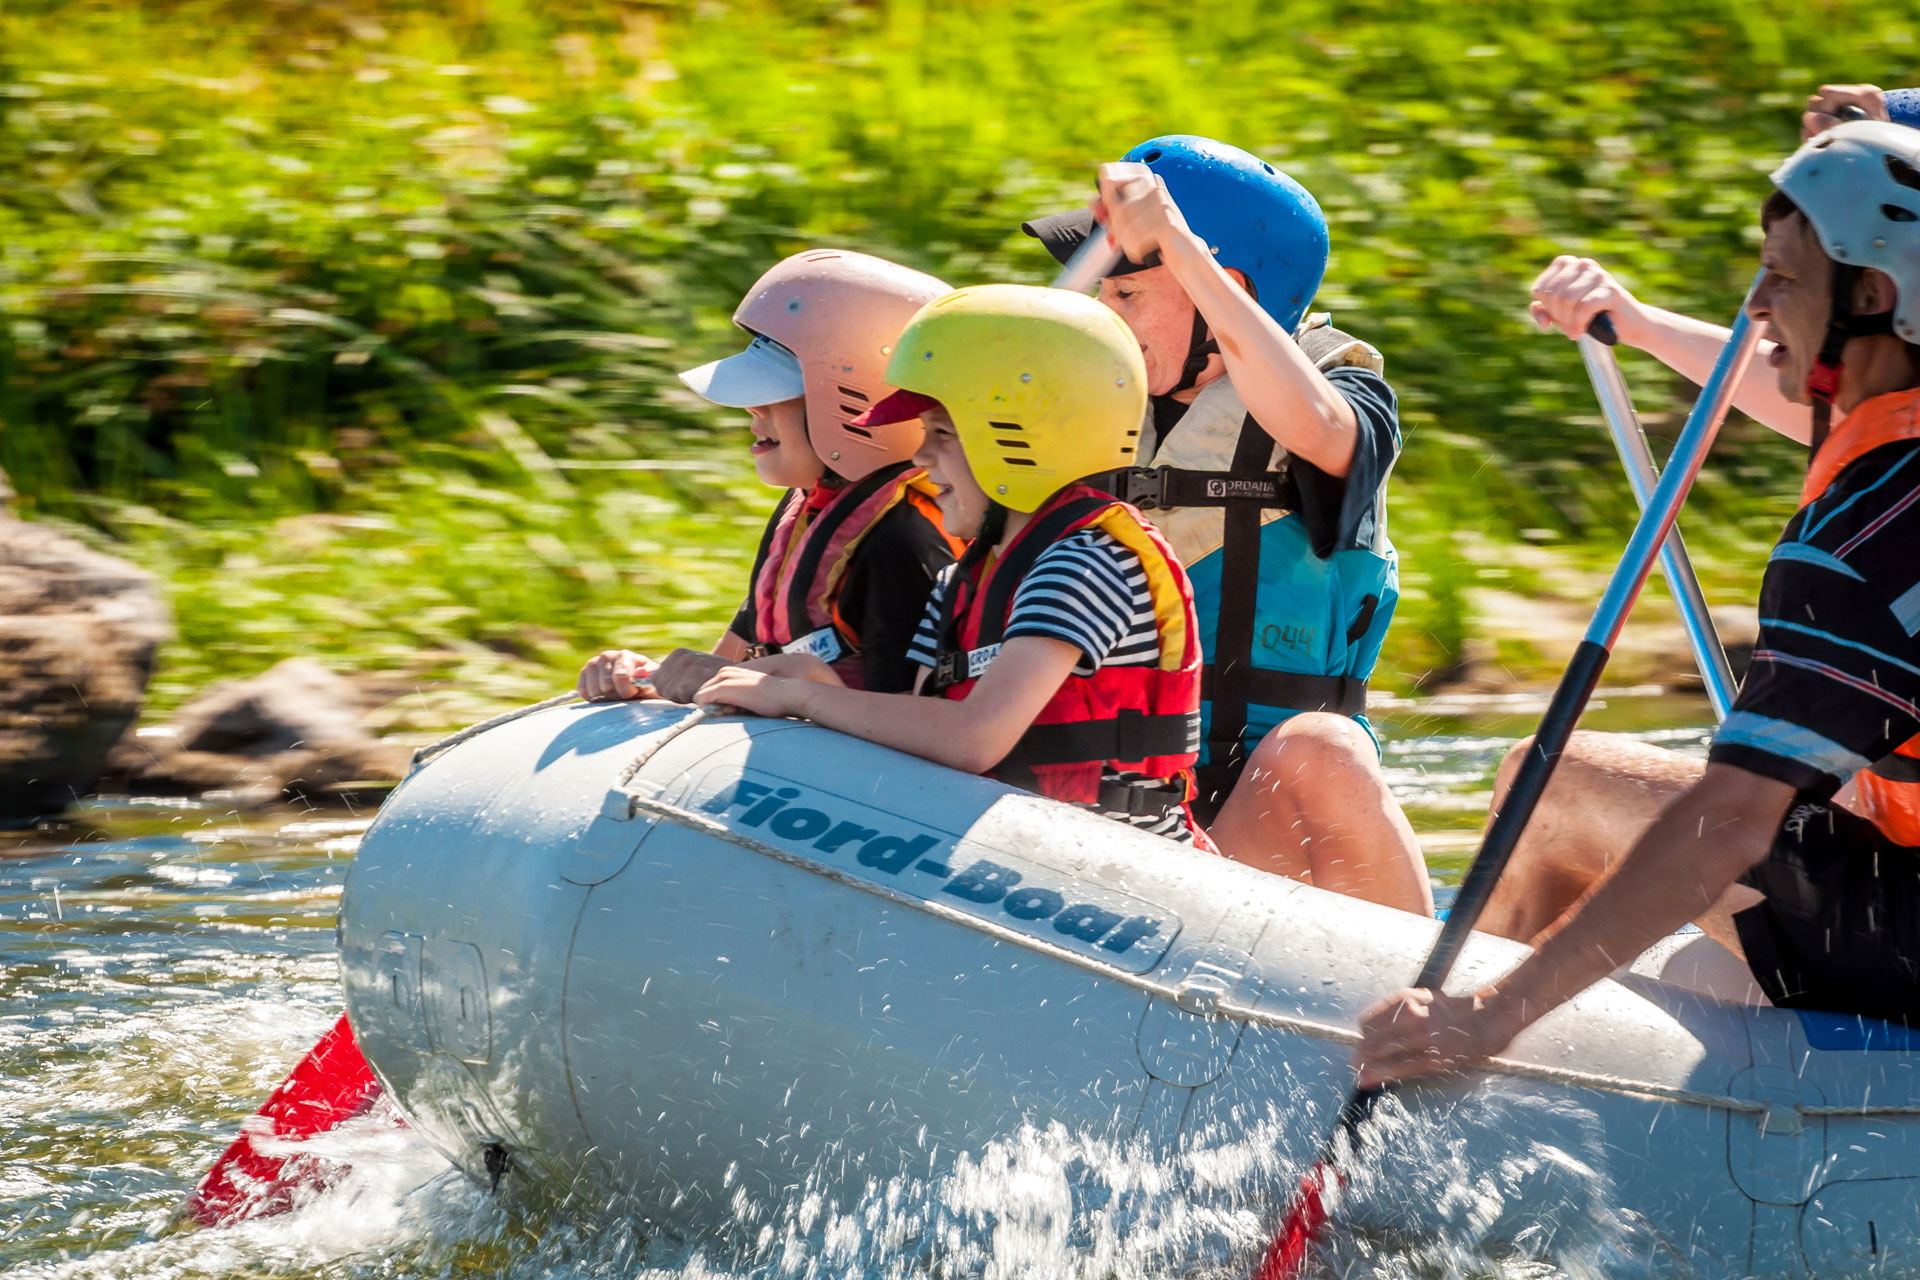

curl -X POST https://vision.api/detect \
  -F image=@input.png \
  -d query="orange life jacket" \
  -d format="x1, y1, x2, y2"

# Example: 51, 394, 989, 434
1799, 387, 1920, 844
919, 484, 1203, 810
747, 462, 958, 689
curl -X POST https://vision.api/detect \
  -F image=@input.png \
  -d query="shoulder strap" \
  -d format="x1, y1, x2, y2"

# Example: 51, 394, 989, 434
1203, 413, 1280, 761
778, 463, 911, 647
972, 494, 1117, 650
744, 489, 802, 642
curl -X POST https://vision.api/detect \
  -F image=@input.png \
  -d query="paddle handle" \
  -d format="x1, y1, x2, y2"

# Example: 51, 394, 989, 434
1577, 320, 1738, 720
1050, 225, 1163, 293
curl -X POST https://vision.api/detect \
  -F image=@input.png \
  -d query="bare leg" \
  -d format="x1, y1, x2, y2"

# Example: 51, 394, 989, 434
1207, 713, 1434, 916
1477, 730, 1704, 942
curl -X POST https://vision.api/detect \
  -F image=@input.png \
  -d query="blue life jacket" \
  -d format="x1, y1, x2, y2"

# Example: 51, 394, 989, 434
1092, 319, 1399, 808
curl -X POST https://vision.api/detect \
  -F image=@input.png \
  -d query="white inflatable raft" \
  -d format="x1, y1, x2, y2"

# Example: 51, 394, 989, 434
338, 701, 1920, 1276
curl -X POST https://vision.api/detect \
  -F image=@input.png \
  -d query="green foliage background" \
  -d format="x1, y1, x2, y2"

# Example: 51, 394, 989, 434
3, 0, 1913, 720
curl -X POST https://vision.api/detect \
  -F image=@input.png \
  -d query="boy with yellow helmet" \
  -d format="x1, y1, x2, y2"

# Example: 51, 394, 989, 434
697, 284, 1211, 841
579, 249, 960, 700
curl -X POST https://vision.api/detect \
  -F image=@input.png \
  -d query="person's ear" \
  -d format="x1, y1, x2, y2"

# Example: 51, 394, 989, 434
1858, 267, 1901, 316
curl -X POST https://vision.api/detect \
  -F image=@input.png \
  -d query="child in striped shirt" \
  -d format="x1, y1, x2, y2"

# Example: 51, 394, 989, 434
696, 284, 1211, 843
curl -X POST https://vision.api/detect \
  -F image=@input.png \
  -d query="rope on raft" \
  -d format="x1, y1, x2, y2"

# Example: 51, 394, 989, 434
409, 692, 580, 770
615, 789, 1920, 1122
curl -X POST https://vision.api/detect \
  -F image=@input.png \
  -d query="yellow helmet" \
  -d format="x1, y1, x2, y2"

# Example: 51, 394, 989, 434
882, 284, 1147, 513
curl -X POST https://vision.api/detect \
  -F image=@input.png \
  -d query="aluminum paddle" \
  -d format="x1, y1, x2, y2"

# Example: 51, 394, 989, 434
1580, 313, 1738, 719
1251, 272, 1765, 1279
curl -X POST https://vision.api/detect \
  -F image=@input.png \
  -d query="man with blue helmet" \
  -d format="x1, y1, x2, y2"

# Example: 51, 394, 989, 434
1023, 136, 1431, 916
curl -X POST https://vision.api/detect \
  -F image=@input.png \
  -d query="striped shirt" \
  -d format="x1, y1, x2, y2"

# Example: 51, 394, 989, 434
906, 529, 1161, 673
908, 528, 1188, 840
1707, 436, 1920, 797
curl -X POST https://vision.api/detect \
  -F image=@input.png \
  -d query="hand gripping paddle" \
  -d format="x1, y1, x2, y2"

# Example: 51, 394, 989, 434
1251, 275, 1765, 1279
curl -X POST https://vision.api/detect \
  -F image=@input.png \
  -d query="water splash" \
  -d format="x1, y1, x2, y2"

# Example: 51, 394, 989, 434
2, 713, 1723, 1279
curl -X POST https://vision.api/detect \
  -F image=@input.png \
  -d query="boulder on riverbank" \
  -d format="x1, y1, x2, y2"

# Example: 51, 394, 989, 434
104, 658, 412, 806
0, 515, 173, 822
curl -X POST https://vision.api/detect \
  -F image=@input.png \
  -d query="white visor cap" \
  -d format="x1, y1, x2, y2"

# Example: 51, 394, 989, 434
678, 334, 806, 409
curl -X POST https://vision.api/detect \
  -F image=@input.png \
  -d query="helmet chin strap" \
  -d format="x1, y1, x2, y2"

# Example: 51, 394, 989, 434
1808, 260, 1896, 456
1149, 303, 1220, 441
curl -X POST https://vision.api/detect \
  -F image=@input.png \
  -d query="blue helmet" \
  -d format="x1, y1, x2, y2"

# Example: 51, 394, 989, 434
1121, 135, 1329, 333
1888, 88, 1920, 130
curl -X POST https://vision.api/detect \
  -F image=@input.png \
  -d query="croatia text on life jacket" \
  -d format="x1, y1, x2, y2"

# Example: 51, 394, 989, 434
747, 461, 958, 688
1799, 386, 1920, 845
920, 484, 1202, 807
1089, 317, 1398, 775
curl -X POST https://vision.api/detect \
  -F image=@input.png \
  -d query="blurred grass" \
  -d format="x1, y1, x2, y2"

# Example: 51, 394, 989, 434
1, 0, 1901, 721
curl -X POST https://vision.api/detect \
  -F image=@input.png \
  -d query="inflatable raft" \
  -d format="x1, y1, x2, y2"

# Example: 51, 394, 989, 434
338, 701, 1920, 1277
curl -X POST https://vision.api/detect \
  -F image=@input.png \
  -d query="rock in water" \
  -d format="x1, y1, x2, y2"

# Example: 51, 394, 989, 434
0, 516, 172, 821
106, 658, 410, 805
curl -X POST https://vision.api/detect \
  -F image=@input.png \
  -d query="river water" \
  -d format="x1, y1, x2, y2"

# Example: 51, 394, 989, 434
0, 695, 1716, 1280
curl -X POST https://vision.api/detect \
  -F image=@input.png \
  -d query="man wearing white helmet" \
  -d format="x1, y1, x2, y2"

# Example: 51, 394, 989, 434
1356, 121, 1920, 1085
1466, 88, 1920, 945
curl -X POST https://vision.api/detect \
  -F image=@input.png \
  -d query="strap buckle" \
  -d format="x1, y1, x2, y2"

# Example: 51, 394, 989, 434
1095, 776, 1187, 819
931, 650, 966, 691
1116, 465, 1174, 512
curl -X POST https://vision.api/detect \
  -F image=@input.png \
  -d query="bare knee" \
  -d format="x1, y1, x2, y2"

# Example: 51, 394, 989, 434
1244, 713, 1379, 791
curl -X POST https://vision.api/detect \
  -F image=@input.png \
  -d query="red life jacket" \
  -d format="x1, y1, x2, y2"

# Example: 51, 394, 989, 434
920, 483, 1203, 810
1799, 388, 1920, 844
746, 461, 958, 689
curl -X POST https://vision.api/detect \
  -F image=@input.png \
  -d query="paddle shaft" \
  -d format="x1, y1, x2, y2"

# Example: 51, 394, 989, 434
1254, 272, 1765, 1279
1579, 320, 1738, 720
1049, 225, 1161, 293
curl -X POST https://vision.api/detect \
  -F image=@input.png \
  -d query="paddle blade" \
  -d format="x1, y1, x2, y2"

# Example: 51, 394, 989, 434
1251, 1163, 1336, 1280
181, 1012, 392, 1228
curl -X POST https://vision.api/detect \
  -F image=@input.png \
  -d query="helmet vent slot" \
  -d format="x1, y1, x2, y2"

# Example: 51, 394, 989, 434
1002, 458, 1038, 467
837, 385, 869, 402
1885, 156, 1920, 193
1142, 149, 1163, 162
988, 420, 1024, 432
1883, 204, 1919, 224
843, 419, 874, 438
994, 438, 1031, 449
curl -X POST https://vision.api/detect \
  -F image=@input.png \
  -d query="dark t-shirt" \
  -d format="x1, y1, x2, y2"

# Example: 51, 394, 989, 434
1288, 364, 1401, 559
1706, 439, 1920, 797
730, 494, 953, 694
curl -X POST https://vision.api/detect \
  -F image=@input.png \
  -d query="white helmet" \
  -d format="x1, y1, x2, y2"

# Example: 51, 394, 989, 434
1772, 119, 1920, 343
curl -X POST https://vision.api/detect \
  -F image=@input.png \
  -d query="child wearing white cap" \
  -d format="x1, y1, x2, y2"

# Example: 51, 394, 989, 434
579, 250, 960, 698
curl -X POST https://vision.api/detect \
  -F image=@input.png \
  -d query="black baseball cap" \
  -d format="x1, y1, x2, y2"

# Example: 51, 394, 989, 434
1019, 208, 1156, 276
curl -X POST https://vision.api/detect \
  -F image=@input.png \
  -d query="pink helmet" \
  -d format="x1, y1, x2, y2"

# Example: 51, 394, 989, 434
735, 250, 951, 479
